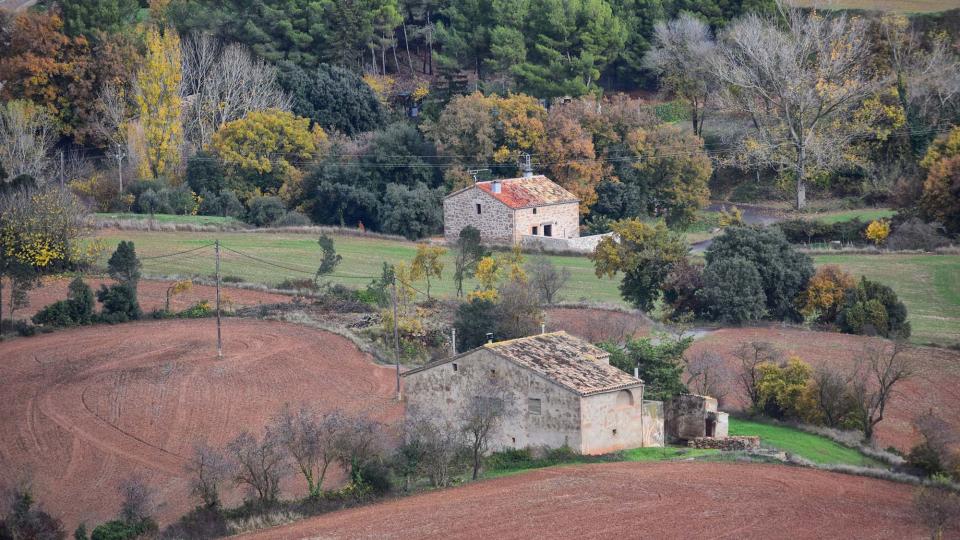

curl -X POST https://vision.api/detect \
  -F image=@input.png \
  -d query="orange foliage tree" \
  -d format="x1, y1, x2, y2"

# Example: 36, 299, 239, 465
796, 265, 856, 324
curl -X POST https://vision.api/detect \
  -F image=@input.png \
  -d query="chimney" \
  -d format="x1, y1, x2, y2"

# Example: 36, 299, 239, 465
492, 180, 502, 193
521, 152, 533, 178
486, 332, 494, 344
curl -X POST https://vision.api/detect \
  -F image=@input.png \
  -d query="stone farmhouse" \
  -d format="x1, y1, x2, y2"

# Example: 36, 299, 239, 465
402, 331, 665, 455
443, 174, 580, 245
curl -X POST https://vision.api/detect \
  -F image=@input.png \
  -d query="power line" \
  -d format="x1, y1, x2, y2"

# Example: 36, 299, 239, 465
139, 243, 215, 260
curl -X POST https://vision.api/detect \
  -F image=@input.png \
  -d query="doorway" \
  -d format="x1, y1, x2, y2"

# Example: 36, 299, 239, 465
543, 224, 552, 237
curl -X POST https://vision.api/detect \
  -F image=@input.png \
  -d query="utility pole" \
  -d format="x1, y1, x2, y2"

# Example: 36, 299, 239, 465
59, 151, 65, 188
215, 239, 222, 358
450, 327, 456, 357
391, 279, 401, 401
114, 145, 126, 195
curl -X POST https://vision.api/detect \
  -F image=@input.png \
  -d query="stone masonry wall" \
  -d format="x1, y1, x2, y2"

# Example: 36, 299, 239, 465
512, 202, 580, 243
443, 188, 514, 244
520, 233, 611, 254
580, 385, 653, 454
688, 436, 761, 452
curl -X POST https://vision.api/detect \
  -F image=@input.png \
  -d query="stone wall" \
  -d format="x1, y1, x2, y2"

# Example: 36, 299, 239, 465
665, 394, 719, 442
443, 188, 515, 244
513, 202, 580, 243
642, 400, 665, 447
520, 233, 611, 254
403, 349, 584, 452
688, 436, 761, 452
580, 386, 653, 454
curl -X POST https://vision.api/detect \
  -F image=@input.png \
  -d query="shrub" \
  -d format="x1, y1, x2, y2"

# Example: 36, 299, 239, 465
136, 188, 164, 215
163, 185, 199, 215
698, 257, 766, 323
705, 226, 814, 321
777, 218, 869, 245
32, 277, 94, 327
96, 284, 142, 323
865, 219, 890, 245
15, 320, 36, 336
661, 259, 705, 319
270, 211, 311, 227
837, 277, 910, 338
913, 475, 960, 540
245, 196, 287, 227
755, 356, 815, 420
796, 266, 856, 324
886, 218, 950, 251
178, 301, 213, 318
90, 518, 157, 540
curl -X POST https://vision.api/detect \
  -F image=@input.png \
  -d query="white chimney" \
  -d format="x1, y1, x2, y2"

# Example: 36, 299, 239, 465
492, 181, 502, 193
521, 152, 533, 178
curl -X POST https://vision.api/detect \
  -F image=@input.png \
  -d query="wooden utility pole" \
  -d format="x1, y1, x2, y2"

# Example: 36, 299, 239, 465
391, 279, 401, 400
215, 239, 222, 358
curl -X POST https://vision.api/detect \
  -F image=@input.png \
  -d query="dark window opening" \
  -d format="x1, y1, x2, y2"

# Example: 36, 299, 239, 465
528, 398, 542, 415
512, 437, 516, 444
531, 226, 538, 235
452, 363, 458, 372
612, 429, 618, 436
705, 416, 717, 438
543, 224, 552, 237
476, 203, 482, 215
533, 207, 537, 214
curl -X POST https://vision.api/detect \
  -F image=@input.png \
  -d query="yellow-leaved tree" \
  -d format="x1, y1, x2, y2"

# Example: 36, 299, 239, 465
865, 219, 890, 246
410, 244, 447, 301
135, 27, 183, 180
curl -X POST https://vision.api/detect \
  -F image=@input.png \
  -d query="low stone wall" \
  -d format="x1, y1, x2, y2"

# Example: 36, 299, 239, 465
520, 233, 611, 254
688, 436, 761, 452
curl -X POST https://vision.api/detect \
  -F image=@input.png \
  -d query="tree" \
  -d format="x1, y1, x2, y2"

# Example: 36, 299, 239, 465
118, 475, 154, 525
796, 265, 856, 324
537, 105, 604, 214
755, 356, 814, 420
453, 226, 486, 298
378, 183, 444, 240
453, 298, 498, 352
185, 443, 230, 509
849, 341, 913, 442
661, 259, 705, 320
277, 62, 386, 136
96, 283, 141, 323
460, 377, 510, 480
711, 7, 883, 209
865, 219, 890, 246
211, 109, 326, 198
180, 34, 291, 147
601, 335, 691, 401
683, 350, 732, 403
699, 256, 766, 324
809, 365, 857, 429
107, 241, 141, 288
60, 0, 139, 37
705, 226, 814, 322
410, 244, 446, 300
913, 475, 960, 540
421, 92, 498, 168
591, 219, 688, 312
733, 341, 782, 411
227, 429, 288, 507
0, 484, 67, 540
244, 196, 286, 227
495, 278, 543, 341
398, 406, 466, 489
0, 100, 58, 180
919, 127, 960, 235
643, 13, 717, 136
185, 151, 226, 195
272, 405, 342, 499
315, 233, 342, 283
838, 277, 910, 339
525, 255, 570, 305
135, 28, 184, 180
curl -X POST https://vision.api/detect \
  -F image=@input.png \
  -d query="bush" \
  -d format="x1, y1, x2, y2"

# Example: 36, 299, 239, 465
136, 188, 165, 215
755, 357, 815, 420
706, 226, 814, 321
837, 277, 910, 338
698, 257, 767, 323
270, 211, 311, 227
90, 518, 157, 540
186, 150, 226, 195
245, 196, 287, 227
161, 507, 228, 540
886, 218, 950, 251
661, 260, 705, 319
178, 301, 213, 318
796, 266, 856, 324
777, 218, 869, 245
32, 277, 94, 327
15, 320, 36, 336
162, 185, 199, 215
96, 284, 141, 323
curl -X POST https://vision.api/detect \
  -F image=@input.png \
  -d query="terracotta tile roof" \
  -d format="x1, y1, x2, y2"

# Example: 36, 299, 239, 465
471, 175, 579, 209
483, 332, 641, 396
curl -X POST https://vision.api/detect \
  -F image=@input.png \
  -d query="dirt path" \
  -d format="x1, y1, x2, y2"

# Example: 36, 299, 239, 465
242, 461, 931, 540
0, 319, 402, 531
688, 327, 960, 450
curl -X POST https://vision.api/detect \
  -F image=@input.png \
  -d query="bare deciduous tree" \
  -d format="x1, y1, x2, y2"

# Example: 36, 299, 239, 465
525, 255, 571, 306
460, 377, 512, 480
332, 412, 384, 480
227, 429, 288, 507
399, 406, 466, 489
181, 33, 291, 147
733, 341, 781, 410
849, 341, 913, 442
0, 100, 58, 180
810, 365, 856, 428
272, 405, 342, 498
711, 5, 885, 209
185, 443, 231, 509
914, 479, 960, 540
684, 350, 732, 403
118, 475, 154, 524
643, 13, 718, 137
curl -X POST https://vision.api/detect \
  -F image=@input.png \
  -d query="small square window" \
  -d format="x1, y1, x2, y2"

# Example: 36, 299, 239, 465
512, 437, 516, 445
533, 207, 537, 214
531, 226, 538, 235
490, 369, 496, 376
612, 429, 618, 436
476, 203, 482, 215
528, 398, 542, 415
452, 363, 458, 372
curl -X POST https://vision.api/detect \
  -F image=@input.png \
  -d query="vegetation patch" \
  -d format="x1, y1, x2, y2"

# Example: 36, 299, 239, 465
729, 418, 881, 467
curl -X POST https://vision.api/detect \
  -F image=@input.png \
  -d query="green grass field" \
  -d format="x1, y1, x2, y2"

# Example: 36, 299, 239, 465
728, 418, 880, 467
89, 228, 959, 345
95, 212, 241, 226
810, 208, 896, 225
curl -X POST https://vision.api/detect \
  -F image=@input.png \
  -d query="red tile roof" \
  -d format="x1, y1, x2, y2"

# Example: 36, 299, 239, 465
469, 175, 579, 209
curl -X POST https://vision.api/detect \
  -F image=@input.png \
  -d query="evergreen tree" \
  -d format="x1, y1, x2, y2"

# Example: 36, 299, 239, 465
107, 241, 142, 288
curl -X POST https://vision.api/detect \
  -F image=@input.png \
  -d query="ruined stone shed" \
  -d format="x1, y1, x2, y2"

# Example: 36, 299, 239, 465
402, 332, 664, 455
664, 394, 729, 443
443, 175, 580, 245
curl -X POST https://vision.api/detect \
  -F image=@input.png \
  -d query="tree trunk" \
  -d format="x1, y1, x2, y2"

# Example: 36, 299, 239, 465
0, 276, 5, 341
796, 146, 807, 210
403, 24, 414, 74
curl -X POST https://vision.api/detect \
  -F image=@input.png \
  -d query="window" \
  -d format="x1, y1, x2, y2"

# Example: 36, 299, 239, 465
533, 207, 537, 214
528, 398, 542, 415
452, 363, 458, 372
476, 203, 482, 215
490, 369, 496, 376
543, 224, 552, 237
531, 226, 538, 236
612, 429, 618, 436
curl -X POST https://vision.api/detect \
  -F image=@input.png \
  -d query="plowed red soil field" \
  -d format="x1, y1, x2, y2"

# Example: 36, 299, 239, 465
242, 461, 931, 540
688, 327, 960, 451
7, 277, 293, 320
0, 319, 402, 530
545, 307, 651, 342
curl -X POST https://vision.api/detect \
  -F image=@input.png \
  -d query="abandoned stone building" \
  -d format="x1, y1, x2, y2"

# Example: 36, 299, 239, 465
664, 394, 729, 443
443, 174, 580, 245
402, 331, 664, 455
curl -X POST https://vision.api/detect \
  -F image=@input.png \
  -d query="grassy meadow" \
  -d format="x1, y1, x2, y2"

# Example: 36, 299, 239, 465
89, 225, 959, 346
728, 418, 881, 467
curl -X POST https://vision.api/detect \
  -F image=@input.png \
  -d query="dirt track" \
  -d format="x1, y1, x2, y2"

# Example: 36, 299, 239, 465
688, 327, 960, 451
8, 277, 293, 320
0, 319, 402, 530
243, 461, 930, 540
